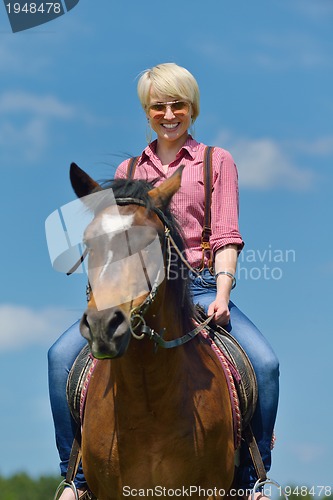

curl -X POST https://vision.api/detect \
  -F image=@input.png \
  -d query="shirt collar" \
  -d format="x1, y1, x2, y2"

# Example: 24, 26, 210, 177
140, 135, 200, 164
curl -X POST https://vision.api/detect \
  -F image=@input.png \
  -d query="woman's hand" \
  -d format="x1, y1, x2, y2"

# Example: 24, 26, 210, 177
208, 296, 230, 326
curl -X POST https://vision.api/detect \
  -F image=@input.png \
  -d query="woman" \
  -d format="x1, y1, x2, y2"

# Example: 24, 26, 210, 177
48, 62, 279, 499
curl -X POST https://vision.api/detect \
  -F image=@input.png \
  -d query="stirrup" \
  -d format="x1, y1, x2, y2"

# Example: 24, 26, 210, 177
251, 478, 289, 500
54, 480, 79, 500
53, 480, 95, 500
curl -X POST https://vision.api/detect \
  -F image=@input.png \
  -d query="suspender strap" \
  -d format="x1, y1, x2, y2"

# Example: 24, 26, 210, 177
127, 156, 140, 179
199, 146, 214, 272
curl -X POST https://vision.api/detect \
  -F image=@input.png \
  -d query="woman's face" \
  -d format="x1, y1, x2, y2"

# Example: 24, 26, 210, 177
147, 88, 192, 145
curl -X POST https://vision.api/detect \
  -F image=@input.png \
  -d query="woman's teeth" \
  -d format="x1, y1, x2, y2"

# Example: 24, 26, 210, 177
162, 123, 178, 129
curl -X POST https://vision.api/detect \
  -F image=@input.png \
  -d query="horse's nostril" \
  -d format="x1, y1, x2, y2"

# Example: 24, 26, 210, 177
109, 310, 125, 330
80, 312, 91, 340
81, 312, 89, 328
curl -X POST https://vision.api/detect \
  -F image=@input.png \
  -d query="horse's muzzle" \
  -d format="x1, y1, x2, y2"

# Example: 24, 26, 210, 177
80, 307, 131, 359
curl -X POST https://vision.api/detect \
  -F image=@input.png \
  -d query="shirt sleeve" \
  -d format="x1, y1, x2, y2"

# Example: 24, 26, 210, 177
114, 159, 131, 179
209, 148, 244, 255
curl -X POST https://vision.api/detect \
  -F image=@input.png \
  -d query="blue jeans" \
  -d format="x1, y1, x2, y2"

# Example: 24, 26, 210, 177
190, 268, 279, 488
48, 321, 87, 488
48, 270, 279, 490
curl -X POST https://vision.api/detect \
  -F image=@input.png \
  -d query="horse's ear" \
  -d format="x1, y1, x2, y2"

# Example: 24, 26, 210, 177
148, 165, 184, 210
70, 162, 102, 198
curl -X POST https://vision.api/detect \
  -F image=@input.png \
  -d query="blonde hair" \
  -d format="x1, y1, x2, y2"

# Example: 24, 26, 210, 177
137, 63, 200, 122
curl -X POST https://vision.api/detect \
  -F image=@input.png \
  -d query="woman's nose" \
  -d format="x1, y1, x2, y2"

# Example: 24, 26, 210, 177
164, 105, 175, 119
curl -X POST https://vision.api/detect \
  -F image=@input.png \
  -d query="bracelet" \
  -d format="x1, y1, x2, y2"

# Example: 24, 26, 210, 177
214, 271, 236, 289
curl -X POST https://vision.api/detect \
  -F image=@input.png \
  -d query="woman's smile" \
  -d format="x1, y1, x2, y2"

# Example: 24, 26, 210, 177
161, 122, 179, 129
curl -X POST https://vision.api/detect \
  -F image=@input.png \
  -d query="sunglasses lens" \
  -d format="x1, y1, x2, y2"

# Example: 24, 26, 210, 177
149, 104, 166, 115
171, 101, 189, 114
148, 101, 190, 118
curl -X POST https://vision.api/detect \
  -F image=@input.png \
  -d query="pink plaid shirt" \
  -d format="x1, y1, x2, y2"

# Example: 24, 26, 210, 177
115, 136, 244, 268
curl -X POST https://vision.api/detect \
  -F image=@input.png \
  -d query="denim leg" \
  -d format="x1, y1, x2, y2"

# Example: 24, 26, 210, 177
228, 301, 279, 489
189, 270, 279, 489
189, 269, 217, 312
48, 320, 88, 488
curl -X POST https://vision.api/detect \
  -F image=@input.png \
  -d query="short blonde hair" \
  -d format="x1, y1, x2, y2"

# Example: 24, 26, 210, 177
137, 63, 200, 122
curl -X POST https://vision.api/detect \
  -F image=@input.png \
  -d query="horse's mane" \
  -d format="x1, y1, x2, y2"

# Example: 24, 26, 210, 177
96, 177, 195, 331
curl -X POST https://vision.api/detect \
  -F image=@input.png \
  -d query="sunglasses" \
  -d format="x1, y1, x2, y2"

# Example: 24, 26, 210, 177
147, 100, 191, 118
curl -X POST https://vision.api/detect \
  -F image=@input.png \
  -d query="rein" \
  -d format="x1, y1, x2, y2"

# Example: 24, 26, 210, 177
137, 313, 215, 349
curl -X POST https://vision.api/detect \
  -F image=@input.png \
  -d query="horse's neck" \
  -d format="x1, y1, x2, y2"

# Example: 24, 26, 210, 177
110, 338, 186, 417
111, 284, 195, 407
151, 280, 193, 336
113, 300, 187, 394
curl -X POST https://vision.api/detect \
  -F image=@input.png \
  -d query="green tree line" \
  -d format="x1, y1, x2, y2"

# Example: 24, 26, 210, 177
0, 473, 61, 500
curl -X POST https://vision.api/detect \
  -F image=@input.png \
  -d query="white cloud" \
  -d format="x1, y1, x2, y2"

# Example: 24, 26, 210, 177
290, 136, 333, 156
214, 131, 317, 191
0, 304, 79, 352
0, 90, 108, 165
0, 38, 50, 75
0, 117, 48, 163
0, 14, 93, 75
254, 32, 332, 71
0, 92, 73, 163
0, 91, 76, 119
291, 0, 333, 20
0, 91, 75, 166
0, 89, 110, 127
192, 28, 332, 72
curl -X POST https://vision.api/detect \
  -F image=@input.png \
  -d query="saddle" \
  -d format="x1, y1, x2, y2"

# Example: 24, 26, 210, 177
195, 306, 258, 432
66, 344, 97, 425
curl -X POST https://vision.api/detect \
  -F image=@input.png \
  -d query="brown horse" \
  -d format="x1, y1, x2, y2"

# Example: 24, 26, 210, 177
70, 163, 235, 500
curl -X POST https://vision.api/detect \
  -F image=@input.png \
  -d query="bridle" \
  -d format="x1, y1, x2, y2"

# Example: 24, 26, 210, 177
69, 196, 213, 349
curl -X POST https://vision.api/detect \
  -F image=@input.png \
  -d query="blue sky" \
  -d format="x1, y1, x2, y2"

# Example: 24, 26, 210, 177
0, 0, 332, 492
